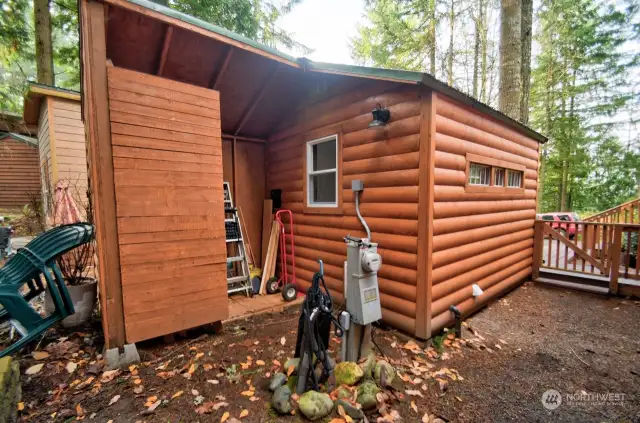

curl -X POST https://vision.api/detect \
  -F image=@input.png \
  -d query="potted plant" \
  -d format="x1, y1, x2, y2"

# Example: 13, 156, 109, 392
43, 181, 98, 327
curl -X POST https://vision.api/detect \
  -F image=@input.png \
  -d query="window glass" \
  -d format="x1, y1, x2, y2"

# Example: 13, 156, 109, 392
541, 215, 554, 221
469, 163, 490, 185
507, 170, 523, 188
494, 168, 505, 186
312, 140, 336, 171
307, 136, 338, 206
558, 215, 571, 221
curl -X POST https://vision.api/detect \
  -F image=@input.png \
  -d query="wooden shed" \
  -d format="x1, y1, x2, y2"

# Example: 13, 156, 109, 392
23, 83, 88, 208
79, 0, 546, 348
0, 132, 41, 209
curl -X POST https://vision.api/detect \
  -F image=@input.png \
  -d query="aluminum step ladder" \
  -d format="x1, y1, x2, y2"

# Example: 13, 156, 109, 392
224, 182, 252, 296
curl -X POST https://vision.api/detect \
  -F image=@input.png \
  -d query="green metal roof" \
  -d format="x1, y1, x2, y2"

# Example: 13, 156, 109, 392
27, 82, 81, 97
111, 0, 547, 143
0, 132, 37, 147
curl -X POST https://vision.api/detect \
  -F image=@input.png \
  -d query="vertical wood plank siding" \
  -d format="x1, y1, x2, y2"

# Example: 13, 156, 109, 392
38, 101, 52, 196
429, 95, 538, 333
107, 66, 228, 343
0, 138, 41, 208
268, 84, 422, 334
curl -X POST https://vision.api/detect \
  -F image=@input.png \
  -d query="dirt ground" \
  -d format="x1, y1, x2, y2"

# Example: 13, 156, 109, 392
14, 281, 640, 423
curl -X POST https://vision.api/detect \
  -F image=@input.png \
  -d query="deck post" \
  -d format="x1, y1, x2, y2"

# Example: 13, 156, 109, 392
80, 0, 126, 348
532, 220, 544, 280
416, 89, 436, 339
609, 226, 622, 295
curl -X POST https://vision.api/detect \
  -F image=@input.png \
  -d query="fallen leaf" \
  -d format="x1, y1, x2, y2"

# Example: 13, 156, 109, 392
76, 403, 85, 417
25, 363, 44, 375
203, 364, 213, 371
221, 411, 230, 422
207, 379, 219, 384
195, 352, 205, 359
192, 389, 199, 396
66, 361, 78, 374
410, 401, 418, 414
328, 419, 347, 423
422, 414, 432, 423
280, 336, 286, 346
171, 390, 184, 399
144, 396, 158, 407
405, 389, 424, 398
239, 409, 249, 418
133, 385, 144, 394
188, 363, 197, 374
249, 396, 259, 402
240, 390, 254, 396
17, 402, 24, 411
287, 364, 295, 377
272, 359, 281, 367
109, 395, 120, 406
142, 400, 161, 415
100, 369, 120, 383
256, 360, 265, 366
32, 351, 49, 360
455, 396, 462, 402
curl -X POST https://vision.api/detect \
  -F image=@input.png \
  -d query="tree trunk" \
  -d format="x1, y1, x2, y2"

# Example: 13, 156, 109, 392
428, 0, 437, 76
472, 0, 481, 98
34, 0, 54, 85
499, 0, 521, 120
447, 0, 455, 86
480, 0, 488, 102
520, 0, 533, 124
560, 160, 569, 211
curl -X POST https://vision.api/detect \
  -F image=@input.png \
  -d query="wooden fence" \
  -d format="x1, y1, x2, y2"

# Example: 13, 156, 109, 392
583, 198, 640, 224
532, 220, 640, 295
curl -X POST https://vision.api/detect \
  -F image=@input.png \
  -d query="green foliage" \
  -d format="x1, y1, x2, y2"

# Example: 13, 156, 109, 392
0, 0, 308, 114
350, 0, 437, 72
531, 0, 640, 214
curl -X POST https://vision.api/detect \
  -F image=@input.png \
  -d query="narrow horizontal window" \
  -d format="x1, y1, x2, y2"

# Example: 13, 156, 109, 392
507, 169, 523, 188
307, 135, 338, 207
468, 163, 490, 186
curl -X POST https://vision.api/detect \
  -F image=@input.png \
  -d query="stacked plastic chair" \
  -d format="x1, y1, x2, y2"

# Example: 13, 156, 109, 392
0, 223, 94, 357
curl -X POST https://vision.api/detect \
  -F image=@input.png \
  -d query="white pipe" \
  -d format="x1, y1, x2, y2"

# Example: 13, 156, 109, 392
355, 191, 372, 241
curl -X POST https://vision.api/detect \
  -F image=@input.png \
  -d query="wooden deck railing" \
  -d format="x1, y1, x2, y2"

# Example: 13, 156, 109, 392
532, 220, 640, 294
582, 198, 640, 224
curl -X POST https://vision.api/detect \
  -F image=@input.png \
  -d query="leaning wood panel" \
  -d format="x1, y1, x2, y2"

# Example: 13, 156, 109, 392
108, 65, 227, 343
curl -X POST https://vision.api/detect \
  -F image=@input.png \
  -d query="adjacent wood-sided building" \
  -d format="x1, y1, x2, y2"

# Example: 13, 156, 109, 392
23, 83, 88, 208
80, 0, 546, 348
0, 132, 40, 209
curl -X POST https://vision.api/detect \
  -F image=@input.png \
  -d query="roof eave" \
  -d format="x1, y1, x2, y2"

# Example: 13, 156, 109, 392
419, 74, 547, 144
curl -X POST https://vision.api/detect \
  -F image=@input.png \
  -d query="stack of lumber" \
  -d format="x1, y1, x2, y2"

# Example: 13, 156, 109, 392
259, 200, 279, 294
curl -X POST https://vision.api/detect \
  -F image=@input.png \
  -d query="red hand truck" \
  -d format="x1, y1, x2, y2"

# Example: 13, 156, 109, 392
265, 209, 298, 301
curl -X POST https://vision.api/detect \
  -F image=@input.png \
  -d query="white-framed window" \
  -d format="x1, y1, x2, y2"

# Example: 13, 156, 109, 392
507, 169, 523, 188
468, 163, 490, 186
494, 167, 505, 186
306, 135, 338, 207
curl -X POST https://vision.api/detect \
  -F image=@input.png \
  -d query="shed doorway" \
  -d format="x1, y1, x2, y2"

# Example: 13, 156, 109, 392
106, 66, 228, 342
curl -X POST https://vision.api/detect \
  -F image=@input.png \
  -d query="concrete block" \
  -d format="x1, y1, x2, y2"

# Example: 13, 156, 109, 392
105, 344, 140, 370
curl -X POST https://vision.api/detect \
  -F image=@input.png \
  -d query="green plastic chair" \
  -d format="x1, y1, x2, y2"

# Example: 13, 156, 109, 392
0, 223, 94, 357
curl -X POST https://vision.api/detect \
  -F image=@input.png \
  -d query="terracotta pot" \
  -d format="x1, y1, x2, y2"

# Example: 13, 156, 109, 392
45, 279, 98, 328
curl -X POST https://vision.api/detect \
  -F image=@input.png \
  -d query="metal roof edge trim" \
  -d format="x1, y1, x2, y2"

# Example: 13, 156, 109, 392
0, 132, 38, 147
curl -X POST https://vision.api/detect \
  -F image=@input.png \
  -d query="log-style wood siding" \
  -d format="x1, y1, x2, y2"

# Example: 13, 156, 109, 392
268, 83, 422, 334
0, 137, 41, 208
429, 95, 538, 333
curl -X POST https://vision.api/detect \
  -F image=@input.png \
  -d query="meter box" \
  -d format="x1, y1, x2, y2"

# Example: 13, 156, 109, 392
345, 237, 382, 325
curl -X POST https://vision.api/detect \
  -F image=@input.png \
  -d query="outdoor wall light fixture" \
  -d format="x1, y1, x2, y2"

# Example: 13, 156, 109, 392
368, 103, 391, 128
